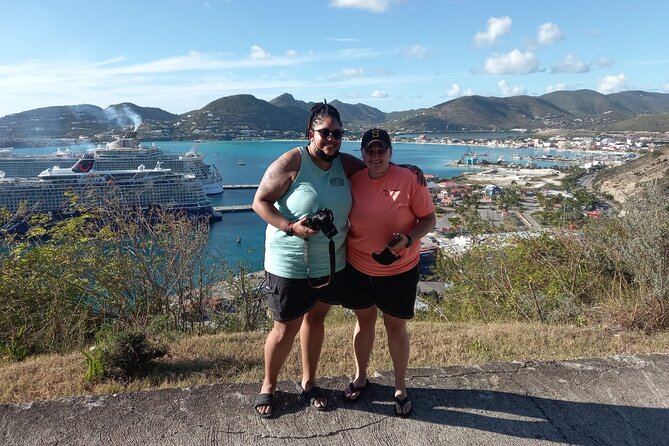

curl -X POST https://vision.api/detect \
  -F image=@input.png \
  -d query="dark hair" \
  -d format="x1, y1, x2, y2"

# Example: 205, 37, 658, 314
305, 102, 343, 138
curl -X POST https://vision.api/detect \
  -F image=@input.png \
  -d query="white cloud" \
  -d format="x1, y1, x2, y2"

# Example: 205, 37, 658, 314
474, 16, 512, 47
591, 57, 614, 68
551, 54, 589, 73
498, 80, 526, 96
286, 50, 299, 58
337, 67, 365, 78
597, 73, 629, 93
402, 45, 429, 59
250, 45, 271, 60
446, 83, 473, 97
330, 0, 390, 13
447, 84, 461, 97
545, 83, 568, 93
371, 90, 388, 98
537, 23, 564, 45
484, 49, 538, 75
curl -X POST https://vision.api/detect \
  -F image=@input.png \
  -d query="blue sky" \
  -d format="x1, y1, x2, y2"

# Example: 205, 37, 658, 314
1, 0, 668, 117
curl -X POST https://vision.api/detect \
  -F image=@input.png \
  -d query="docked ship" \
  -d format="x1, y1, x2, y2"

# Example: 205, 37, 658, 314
0, 156, 220, 224
0, 132, 224, 195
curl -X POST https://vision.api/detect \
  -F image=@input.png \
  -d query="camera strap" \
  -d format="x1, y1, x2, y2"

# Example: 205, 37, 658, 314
305, 237, 336, 289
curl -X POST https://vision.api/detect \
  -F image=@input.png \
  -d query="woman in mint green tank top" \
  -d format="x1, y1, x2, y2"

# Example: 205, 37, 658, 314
251, 102, 365, 417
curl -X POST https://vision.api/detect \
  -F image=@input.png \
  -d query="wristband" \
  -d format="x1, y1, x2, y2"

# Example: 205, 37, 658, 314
286, 222, 295, 236
405, 234, 413, 247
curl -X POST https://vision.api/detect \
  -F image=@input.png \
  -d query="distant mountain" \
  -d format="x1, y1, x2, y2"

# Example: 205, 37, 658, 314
269, 94, 387, 131
0, 104, 111, 139
388, 95, 570, 132
328, 100, 386, 130
540, 90, 632, 118
181, 94, 308, 135
607, 91, 669, 114
3, 89, 669, 141
106, 103, 178, 124
269, 93, 312, 112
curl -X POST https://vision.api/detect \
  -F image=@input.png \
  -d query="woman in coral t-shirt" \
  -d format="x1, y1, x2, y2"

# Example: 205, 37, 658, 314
342, 128, 436, 418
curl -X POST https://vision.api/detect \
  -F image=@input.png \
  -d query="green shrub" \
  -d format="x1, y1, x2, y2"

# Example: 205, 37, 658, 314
95, 330, 168, 380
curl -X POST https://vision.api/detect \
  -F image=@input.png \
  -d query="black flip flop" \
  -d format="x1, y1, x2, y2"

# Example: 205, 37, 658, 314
295, 383, 328, 411
343, 379, 370, 403
394, 394, 413, 418
254, 393, 274, 418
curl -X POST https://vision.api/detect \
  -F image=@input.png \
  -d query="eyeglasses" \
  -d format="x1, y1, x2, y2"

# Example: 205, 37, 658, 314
363, 146, 389, 156
314, 128, 344, 140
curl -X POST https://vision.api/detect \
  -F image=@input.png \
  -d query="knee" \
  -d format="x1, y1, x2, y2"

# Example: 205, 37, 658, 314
304, 310, 328, 326
271, 322, 301, 343
304, 302, 330, 325
383, 318, 407, 337
356, 309, 378, 331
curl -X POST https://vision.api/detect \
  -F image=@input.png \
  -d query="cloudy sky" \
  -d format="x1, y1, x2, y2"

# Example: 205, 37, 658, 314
1, 0, 668, 117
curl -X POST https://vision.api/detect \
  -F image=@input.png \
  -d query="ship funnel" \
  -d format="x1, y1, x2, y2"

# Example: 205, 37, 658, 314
71, 156, 95, 173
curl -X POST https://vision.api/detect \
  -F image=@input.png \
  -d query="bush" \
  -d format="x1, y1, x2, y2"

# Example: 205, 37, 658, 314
91, 329, 168, 381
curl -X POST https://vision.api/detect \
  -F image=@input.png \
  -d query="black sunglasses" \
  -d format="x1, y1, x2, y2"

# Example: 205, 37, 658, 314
314, 128, 344, 140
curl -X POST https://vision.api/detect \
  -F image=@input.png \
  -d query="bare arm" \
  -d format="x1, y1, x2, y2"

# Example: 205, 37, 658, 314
391, 211, 437, 250
252, 149, 300, 233
340, 152, 365, 178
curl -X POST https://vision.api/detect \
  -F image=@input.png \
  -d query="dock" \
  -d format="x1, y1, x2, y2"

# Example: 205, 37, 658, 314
212, 205, 254, 213
222, 184, 259, 189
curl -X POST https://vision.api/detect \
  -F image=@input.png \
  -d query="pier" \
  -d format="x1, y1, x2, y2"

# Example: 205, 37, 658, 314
213, 205, 254, 213
222, 184, 258, 189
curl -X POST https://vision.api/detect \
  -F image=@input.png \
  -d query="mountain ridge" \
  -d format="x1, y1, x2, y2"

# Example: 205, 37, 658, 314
2, 89, 669, 141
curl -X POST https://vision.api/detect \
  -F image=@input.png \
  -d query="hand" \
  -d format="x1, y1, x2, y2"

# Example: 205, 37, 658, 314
292, 217, 319, 239
387, 233, 409, 251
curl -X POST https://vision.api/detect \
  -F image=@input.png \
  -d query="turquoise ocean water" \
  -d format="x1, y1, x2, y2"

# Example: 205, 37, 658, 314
15, 139, 586, 271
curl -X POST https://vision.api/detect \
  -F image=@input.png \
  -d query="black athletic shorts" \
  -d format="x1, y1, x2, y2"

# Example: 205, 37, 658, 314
263, 270, 344, 321
341, 263, 419, 319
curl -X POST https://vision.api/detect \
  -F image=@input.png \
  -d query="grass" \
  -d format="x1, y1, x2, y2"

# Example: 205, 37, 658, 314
2, 310, 669, 404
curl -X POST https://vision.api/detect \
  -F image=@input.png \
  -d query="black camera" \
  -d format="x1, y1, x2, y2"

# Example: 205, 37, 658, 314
304, 208, 338, 239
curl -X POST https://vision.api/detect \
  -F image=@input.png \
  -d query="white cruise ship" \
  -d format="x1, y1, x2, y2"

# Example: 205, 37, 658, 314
0, 132, 224, 195
0, 156, 219, 224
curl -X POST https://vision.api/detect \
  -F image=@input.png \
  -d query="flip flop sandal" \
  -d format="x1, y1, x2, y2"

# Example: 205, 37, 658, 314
343, 379, 370, 403
254, 393, 274, 418
295, 383, 328, 411
394, 394, 413, 418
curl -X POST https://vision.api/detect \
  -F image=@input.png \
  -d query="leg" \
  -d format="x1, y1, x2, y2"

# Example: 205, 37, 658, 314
299, 300, 331, 409
256, 316, 303, 416
344, 305, 377, 400
383, 313, 412, 416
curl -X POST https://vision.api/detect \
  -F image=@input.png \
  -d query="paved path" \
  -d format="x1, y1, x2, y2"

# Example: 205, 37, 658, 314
2, 353, 668, 445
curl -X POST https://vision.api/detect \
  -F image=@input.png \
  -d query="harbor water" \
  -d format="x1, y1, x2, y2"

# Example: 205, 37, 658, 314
11, 139, 594, 271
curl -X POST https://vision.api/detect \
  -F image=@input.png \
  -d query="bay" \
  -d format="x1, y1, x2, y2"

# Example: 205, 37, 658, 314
12, 139, 590, 271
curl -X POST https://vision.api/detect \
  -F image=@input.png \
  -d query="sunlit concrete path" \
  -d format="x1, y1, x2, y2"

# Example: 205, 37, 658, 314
2, 353, 668, 445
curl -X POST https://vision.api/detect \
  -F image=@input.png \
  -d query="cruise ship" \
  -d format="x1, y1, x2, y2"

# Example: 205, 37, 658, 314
0, 156, 219, 224
0, 132, 224, 195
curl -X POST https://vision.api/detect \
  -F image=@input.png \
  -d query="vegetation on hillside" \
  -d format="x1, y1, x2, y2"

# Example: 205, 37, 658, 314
1, 181, 668, 395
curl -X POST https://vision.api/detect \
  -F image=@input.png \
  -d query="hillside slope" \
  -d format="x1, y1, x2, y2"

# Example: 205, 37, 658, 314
593, 146, 669, 203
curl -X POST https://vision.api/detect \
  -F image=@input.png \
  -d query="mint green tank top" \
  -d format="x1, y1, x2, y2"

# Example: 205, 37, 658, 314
264, 146, 352, 278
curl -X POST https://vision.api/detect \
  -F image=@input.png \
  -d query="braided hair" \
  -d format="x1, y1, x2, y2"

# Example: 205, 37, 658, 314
305, 101, 343, 138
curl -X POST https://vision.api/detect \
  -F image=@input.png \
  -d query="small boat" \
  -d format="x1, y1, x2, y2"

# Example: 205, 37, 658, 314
237, 159, 246, 166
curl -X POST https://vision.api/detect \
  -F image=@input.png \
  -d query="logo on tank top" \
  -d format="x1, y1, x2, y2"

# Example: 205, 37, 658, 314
330, 177, 345, 186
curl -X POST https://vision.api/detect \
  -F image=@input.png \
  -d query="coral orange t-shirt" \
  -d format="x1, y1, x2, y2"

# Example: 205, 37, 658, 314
347, 165, 435, 276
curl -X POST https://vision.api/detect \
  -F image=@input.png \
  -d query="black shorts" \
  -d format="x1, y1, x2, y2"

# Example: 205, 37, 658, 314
341, 263, 419, 319
263, 270, 344, 321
